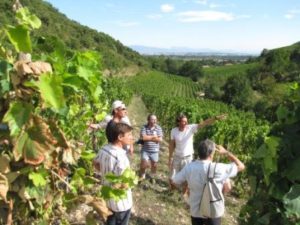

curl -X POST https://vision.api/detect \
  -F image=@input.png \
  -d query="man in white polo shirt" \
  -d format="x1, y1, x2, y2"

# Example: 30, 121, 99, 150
168, 113, 226, 190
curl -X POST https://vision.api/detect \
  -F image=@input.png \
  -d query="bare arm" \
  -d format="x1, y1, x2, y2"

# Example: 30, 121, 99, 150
198, 114, 227, 129
168, 139, 175, 169
216, 145, 245, 172
142, 135, 162, 142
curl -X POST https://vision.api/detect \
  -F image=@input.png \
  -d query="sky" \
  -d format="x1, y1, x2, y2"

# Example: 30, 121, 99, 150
45, 0, 300, 54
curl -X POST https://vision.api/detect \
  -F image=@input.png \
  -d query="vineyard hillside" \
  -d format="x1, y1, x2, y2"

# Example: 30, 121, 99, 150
0, 0, 149, 72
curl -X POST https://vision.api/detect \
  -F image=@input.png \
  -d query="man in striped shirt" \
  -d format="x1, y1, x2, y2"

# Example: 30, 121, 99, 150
139, 114, 163, 180
94, 123, 134, 225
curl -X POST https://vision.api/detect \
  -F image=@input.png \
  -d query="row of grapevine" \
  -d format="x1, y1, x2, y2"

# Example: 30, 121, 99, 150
126, 71, 270, 196
239, 84, 300, 224
140, 94, 270, 195
126, 71, 202, 98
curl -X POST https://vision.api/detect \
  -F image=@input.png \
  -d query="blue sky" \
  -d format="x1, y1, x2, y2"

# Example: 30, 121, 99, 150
45, 0, 300, 53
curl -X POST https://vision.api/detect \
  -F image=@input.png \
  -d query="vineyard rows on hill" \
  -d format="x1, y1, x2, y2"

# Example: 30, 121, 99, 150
126, 72, 270, 196
126, 70, 300, 224
126, 71, 202, 98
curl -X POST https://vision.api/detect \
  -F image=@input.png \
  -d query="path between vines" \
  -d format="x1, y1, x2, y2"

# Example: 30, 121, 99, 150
126, 95, 244, 225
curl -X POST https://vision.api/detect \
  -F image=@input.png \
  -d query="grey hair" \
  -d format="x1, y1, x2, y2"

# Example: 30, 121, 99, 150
198, 139, 216, 159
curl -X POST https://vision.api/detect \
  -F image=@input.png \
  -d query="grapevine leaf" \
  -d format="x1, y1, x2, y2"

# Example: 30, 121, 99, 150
77, 66, 94, 83
276, 105, 289, 122
88, 198, 112, 221
283, 184, 300, 218
48, 120, 69, 148
16, 7, 41, 29
0, 173, 8, 202
3, 101, 32, 137
6, 171, 20, 184
100, 185, 126, 201
29, 171, 48, 187
13, 115, 56, 165
0, 60, 13, 96
5, 25, 32, 53
80, 150, 96, 161
0, 154, 10, 173
35, 73, 66, 110
284, 157, 300, 182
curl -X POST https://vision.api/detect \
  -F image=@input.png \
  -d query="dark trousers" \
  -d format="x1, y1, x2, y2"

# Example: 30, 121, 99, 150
106, 209, 131, 225
191, 216, 221, 225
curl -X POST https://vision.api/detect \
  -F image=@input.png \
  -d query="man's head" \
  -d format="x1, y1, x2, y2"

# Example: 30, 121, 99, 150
111, 100, 127, 118
110, 123, 133, 145
176, 114, 188, 129
147, 114, 157, 126
198, 139, 216, 160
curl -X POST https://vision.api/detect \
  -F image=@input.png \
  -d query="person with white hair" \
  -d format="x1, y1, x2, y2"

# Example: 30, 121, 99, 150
172, 139, 245, 225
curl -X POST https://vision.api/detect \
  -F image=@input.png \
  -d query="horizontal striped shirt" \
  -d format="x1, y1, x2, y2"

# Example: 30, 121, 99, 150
95, 144, 132, 212
141, 124, 163, 152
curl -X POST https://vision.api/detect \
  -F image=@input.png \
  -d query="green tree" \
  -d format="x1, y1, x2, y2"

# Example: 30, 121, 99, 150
179, 61, 203, 81
222, 75, 254, 110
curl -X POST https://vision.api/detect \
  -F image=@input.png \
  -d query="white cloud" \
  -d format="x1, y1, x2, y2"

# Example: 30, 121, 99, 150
284, 9, 300, 19
160, 4, 174, 13
178, 10, 234, 22
195, 0, 208, 5
284, 14, 294, 19
117, 21, 140, 27
147, 14, 163, 20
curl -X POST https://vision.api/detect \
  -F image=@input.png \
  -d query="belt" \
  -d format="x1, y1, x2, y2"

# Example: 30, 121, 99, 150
175, 155, 192, 159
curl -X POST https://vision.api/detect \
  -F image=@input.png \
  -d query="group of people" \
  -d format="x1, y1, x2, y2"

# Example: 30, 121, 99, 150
92, 100, 245, 225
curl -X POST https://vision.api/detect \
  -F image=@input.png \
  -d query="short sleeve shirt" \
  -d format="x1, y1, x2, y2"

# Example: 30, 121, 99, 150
170, 124, 198, 157
172, 160, 238, 218
141, 124, 163, 152
95, 144, 132, 212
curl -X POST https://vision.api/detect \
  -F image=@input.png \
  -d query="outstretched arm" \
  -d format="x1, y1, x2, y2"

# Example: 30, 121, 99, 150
198, 114, 227, 129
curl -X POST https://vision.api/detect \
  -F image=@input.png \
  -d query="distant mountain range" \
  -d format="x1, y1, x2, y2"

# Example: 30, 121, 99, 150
130, 45, 259, 56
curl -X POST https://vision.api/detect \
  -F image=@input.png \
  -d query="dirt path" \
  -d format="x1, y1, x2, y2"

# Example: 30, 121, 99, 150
127, 96, 244, 225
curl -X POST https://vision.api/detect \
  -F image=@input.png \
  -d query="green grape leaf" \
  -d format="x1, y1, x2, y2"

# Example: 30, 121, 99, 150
0, 60, 13, 96
5, 25, 31, 53
276, 105, 289, 122
29, 170, 48, 187
35, 73, 66, 110
80, 150, 96, 161
77, 66, 94, 83
16, 7, 41, 29
283, 184, 300, 218
3, 101, 33, 137
284, 157, 300, 182
105, 168, 138, 188
100, 185, 127, 201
